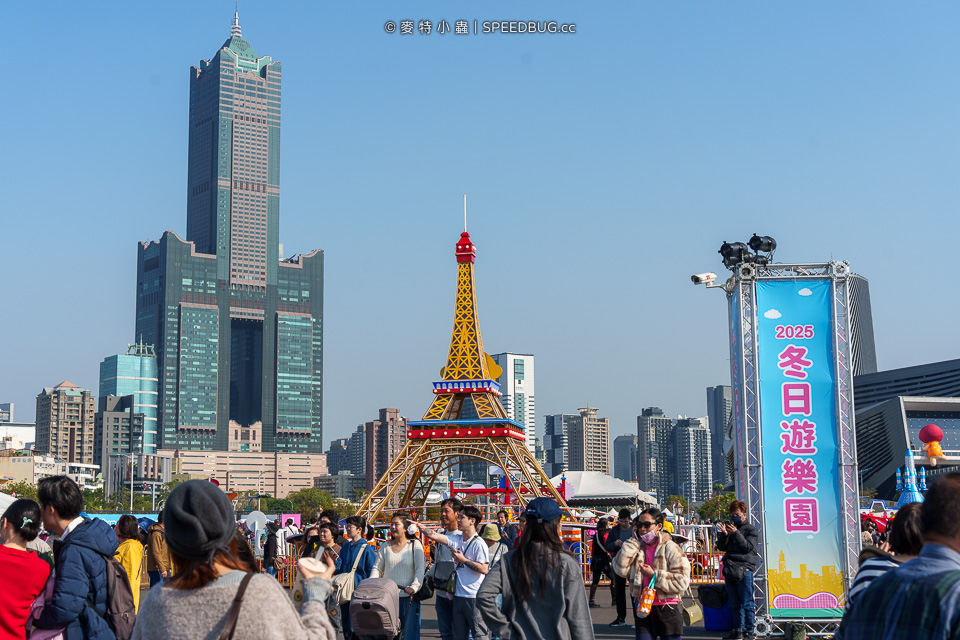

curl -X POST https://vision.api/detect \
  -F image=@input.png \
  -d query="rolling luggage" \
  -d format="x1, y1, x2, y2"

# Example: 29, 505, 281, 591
349, 577, 400, 640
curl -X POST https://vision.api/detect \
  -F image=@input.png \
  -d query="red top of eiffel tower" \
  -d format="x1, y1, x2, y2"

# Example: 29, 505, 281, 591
456, 232, 476, 263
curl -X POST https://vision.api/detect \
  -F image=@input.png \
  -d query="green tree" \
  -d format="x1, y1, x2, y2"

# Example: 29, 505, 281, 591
1, 480, 38, 501
665, 494, 689, 513
697, 490, 737, 522
286, 487, 334, 521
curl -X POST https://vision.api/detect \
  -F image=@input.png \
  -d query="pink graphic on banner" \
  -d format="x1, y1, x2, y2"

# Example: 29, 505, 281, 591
780, 419, 818, 455
782, 459, 819, 494
784, 498, 819, 533
782, 383, 812, 416
778, 345, 813, 379
772, 592, 840, 609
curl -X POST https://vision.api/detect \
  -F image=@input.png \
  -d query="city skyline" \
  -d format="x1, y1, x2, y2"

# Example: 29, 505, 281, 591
3, 2, 960, 449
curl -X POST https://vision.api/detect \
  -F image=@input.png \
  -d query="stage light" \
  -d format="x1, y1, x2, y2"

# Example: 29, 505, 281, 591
748, 234, 777, 253
719, 241, 749, 269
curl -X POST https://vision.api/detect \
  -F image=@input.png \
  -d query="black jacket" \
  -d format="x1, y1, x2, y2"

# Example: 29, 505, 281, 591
717, 521, 759, 571
264, 532, 278, 562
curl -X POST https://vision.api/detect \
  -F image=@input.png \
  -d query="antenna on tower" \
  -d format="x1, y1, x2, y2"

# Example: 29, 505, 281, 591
231, 1, 242, 37
463, 194, 467, 232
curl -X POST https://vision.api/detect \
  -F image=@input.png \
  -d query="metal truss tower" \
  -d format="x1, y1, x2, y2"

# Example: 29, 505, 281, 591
728, 261, 860, 638
357, 231, 567, 522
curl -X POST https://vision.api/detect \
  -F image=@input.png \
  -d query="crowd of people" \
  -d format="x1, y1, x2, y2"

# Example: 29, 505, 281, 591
7, 472, 960, 640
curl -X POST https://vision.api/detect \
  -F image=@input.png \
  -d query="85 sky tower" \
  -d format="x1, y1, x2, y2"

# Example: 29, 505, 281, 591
135, 13, 324, 453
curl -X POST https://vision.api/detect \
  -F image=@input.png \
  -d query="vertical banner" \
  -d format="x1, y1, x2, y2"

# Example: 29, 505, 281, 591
756, 280, 844, 618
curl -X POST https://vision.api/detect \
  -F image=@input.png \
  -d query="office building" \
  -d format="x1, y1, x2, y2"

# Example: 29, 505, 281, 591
135, 12, 324, 454
491, 353, 536, 453
849, 274, 878, 376
104, 453, 174, 502
706, 386, 733, 484
534, 437, 546, 469
94, 396, 145, 469
0, 403, 13, 422
637, 407, 674, 502
0, 423, 36, 450
160, 448, 327, 498
854, 359, 960, 412
543, 414, 576, 477
36, 381, 96, 464
672, 417, 712, 503
364, 408, 407, 491
314, 471, 366, 501
348, 426, 366, 478
567, 406, 610, 474
325, 438, 349, 475
613, 434, 638, 483
98, 342, 159, 454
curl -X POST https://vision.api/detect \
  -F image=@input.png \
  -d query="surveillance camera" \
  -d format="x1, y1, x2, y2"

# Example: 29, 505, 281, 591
691, 273, 718, 285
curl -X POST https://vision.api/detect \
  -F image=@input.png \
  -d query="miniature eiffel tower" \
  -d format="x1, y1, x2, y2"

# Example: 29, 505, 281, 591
357, 231, 569, 521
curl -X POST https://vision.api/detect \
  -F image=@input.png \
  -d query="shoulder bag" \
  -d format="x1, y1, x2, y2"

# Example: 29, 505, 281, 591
445, 535, 481, 595
411, 540, 434, 602
331, 543, 366, 605
681, 585, 703, 626
216, 573, 255, 640
430, 535, 457, 592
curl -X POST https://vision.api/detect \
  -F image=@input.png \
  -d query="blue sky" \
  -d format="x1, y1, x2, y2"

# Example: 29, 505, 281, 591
2, 2, 958, 447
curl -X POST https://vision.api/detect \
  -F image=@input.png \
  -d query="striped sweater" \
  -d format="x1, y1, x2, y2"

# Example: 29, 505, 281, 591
370, 540, 425, 597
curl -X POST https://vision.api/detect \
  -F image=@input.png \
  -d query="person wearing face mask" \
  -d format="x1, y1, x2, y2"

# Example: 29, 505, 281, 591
612, 508, 691, 640
716, 500, 759, 640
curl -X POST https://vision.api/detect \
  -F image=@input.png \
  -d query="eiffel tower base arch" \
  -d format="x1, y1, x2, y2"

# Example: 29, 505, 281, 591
356, 436, 570, 522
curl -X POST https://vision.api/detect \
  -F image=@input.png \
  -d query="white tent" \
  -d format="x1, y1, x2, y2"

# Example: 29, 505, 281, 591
550, 471, 657, 507
0, 491, 17, 512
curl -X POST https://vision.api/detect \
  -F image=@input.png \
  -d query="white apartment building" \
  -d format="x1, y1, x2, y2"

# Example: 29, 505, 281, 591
492, 353, 536, 454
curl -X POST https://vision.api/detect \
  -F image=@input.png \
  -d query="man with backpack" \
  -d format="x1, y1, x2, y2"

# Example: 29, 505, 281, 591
35, 475, 133, 640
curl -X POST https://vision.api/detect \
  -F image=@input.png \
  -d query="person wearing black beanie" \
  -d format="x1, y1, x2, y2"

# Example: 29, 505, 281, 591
132, 480, 338, 640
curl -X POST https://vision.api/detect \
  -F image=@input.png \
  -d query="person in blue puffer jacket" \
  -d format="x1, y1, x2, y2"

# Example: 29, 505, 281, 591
35, 475, 119, 640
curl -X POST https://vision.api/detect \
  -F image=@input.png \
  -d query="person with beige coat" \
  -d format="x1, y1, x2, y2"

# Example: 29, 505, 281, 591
612, 507, 691, 640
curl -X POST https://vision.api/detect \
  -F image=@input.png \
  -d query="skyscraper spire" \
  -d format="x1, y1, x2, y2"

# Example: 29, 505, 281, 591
231, 2, 242, 38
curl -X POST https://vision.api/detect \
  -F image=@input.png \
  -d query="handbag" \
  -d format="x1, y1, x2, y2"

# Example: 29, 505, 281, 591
635, 573, 657, 619
682, 586, 703, 626
411, 540, 434, 602
722, 561, 745, 584
331, 543, 367, 605
445, 535, 481, 595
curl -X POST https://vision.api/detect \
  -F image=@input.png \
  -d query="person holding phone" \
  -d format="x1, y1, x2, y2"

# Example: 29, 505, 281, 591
717, 500, 759, 640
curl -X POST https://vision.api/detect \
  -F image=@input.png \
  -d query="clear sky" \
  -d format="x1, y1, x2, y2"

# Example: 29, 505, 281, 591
2, 2, 959, 448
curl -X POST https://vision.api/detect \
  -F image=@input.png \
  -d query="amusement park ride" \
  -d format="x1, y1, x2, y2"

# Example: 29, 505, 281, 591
357, 230, 569, 522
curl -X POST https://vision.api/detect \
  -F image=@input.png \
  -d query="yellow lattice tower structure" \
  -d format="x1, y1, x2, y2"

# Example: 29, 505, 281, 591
357, 231, 569, 522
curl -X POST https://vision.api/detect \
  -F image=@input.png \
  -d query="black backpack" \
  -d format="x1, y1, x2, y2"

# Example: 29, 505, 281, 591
84, 550, 137, 640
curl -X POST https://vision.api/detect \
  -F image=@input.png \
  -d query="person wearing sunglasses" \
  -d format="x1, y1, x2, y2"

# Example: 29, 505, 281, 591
612, 508, 691, 640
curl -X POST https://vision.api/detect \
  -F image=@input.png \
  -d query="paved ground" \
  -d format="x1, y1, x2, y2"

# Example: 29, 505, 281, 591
417, 587, 730, 639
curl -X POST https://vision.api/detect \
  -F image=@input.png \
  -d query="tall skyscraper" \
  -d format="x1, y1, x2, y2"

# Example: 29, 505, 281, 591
94, 395, 145, 468
706, 385, 732, 484
98, 342, 159, 455
364, 408, 407, 491
637, 407, 674, 501
491, 353, 536, 453
543, 414, 575, 477
613, 434, 638, 483
325, 437, 349, 475
135, 13, 324, 453
849, 273, 878, 376
36, 382, 96, 464
568, 406, 610, 474
672, 417, 712, 503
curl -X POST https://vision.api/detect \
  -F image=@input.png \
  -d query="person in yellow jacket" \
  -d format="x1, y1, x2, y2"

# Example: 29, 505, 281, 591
114, 515, 145, 612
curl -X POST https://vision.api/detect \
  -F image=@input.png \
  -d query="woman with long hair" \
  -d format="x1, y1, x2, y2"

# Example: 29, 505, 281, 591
370, 514, 426, 640
589, 517, 615, 608
115, 515, 145, 612
848, 502, 924, 605
131, 480, 337, 640
300, 526, 322, 559
477, 497, 595, 640
0, 498, 51, 640
612, 507, 691, 640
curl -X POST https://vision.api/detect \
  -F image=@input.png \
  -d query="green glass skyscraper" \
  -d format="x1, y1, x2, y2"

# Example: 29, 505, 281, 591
136, 12, 323, 453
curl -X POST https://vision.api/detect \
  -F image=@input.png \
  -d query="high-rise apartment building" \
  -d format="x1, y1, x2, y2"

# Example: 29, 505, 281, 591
672, 417, 713, 503
135, 13, 323, 454
568, 406, 610, 474
36, 382, 96, 464
364, 408, 407, 491
613, 434, 638, 483
543, 414, 575, 477
348, 426, 366, 478
325, 437, 349, 475
637, 407, 674, 502
99, 343, 159, 455
491, 353, 536, 453
94, 395, 145, 469
706, 386, 732, 484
